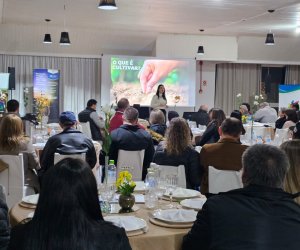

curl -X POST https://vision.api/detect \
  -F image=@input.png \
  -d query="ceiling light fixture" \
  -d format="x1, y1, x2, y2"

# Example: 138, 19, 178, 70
265, 32, 275, 45
60, 5, 71, 45
43, 19, 52, 44
197, 46, 204, 55
98, 0, 118, 10
265, 9, 275, 45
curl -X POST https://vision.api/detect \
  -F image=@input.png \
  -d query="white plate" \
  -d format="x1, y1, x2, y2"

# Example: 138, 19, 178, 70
164, 188, 200, 199
104, 216, 147, 232
180, 198, 207, 210
153, 209, 197, 223
22, 194, 39, 205
110, 204, 140, 214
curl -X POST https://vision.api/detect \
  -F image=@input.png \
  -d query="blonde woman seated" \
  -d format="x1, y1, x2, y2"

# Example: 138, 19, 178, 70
0, 114, 40, 192
148, 109, 167, 145
153, 117, 202, 190
281, 139, 300, 204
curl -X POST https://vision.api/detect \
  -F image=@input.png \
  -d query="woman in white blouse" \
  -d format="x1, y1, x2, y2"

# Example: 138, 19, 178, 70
150, 84, 167, 118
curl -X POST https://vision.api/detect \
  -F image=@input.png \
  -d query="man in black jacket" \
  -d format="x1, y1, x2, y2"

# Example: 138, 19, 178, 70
109, 107, 154, 180
182, 144, 300, 250
40, 111, 96, 176
190, 104, 209, 126
78, 99, 104, 141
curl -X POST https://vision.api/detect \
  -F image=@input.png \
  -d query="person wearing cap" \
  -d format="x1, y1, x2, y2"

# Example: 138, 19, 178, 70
39, 111, 97, 177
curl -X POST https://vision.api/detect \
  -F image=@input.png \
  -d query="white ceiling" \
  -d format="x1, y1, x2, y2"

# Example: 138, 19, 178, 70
0, 0, 300, 56
2, 0, 300, 37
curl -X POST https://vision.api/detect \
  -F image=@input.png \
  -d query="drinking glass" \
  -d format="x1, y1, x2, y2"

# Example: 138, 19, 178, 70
165, 175, 178, 209
98, 183, 116, 215
154, 177, 167, 213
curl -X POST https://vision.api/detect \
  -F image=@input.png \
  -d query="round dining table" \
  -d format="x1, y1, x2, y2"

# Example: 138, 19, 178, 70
9, 200, 191, 250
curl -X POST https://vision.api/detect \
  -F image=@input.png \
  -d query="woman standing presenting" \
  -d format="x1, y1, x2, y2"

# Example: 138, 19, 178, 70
150, 84, 167, 118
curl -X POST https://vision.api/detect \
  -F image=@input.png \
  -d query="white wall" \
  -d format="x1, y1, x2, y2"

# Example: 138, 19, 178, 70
156, 34, 238, 61
237, 36, 300, 64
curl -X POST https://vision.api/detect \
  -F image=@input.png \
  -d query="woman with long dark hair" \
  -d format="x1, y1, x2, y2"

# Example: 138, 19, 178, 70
196, 108, 226, 146
8, 158, 131, 250
153, 117, 202, 189
282, 109, 299, 129
150, 84, 167, 118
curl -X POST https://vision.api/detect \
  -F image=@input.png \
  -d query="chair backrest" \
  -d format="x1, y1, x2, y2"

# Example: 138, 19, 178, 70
117, 150, 145, 181
54, 153, 86, 165
0, 154, 24, 208
156, 164, 186, 188
79, 122, 92, 139
208, 166, 242, 194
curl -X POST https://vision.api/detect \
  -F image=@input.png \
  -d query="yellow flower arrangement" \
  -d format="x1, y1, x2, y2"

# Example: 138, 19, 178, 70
116, 171, 136, 196
35, 95, 51, 123
242, 115, 248, 124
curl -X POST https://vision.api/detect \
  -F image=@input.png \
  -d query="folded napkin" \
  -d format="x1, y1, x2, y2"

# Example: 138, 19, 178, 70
166, 188, 199, 198
105, 216, 146, 232
154, 209, 197, 223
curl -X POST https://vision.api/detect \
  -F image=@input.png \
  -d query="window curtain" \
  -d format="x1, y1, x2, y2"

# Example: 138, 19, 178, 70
215, 63, 261, 115
285, 65, 300, 84
0, 54, 101, 116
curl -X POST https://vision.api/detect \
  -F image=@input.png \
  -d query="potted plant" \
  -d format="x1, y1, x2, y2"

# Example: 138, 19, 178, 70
116, 171, 136, 213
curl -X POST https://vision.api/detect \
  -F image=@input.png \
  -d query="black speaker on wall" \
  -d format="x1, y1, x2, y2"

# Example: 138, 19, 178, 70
8, 67, 16, 90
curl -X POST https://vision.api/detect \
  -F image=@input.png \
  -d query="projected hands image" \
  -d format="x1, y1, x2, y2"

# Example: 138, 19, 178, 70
110, 57, 195, 106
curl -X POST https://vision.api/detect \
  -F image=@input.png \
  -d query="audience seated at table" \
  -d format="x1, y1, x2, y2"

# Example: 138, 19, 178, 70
148, 109, 167, 145
242, 102, 251, 114
282, 109, 299, 129
78, 99, 105, 142
190, 104, 210, 127
291, 122, 300, 139
5, 99, 20, 116
275, 107, 287, 129
39, 111, 96, 177
196, 108, 226, 146
109, 98, 130, 133
199, 118, 248, 194
0, 114, 40, 192
166, 110, 179, 127
0, 185, 10, 250
281, 139, 300, 204
254, 102, 277, 123
153, 117, 202, 190
239, 104, 250, 116
230, 110, 246, 135
290, 101, 300, 120
109, 107, 154, 180
182, 144, 300, 250
8, 158, 131, 250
